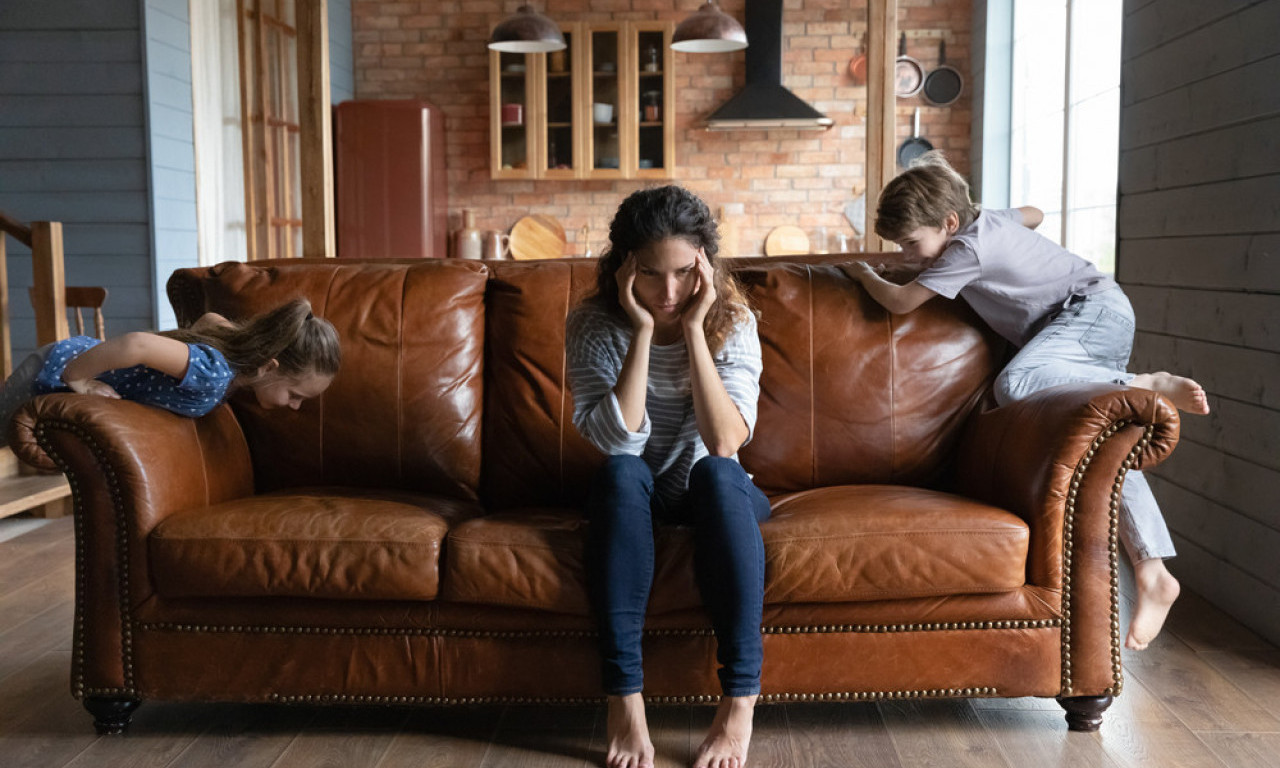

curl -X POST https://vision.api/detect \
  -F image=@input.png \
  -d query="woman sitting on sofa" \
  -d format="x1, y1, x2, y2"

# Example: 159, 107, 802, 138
566, 185, 767, 768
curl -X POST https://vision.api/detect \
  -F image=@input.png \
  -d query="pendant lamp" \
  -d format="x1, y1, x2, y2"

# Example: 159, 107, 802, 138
671, 1, 748, 53
488, 5, 566, 53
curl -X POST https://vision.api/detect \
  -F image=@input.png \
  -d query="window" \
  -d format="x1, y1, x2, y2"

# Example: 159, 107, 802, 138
1008, 0, 1122, 272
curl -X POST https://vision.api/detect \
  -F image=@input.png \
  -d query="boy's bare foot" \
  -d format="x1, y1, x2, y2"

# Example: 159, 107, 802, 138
1129, 372, 1210, 415
693, 695, 757, 768
605, 693, 655, 768
1126, 558, 1181, 651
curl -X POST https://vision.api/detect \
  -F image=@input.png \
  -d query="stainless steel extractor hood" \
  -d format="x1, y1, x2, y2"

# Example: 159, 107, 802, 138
702, 0, 833, 131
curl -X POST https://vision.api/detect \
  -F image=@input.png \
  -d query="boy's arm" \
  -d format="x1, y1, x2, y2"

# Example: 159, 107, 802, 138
62, 332, 193, 388
1018, 206, 1044, 229
846, 262, 939, 315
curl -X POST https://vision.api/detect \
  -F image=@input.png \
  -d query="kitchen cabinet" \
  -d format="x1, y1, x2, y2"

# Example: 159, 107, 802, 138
489, 21, 674, 180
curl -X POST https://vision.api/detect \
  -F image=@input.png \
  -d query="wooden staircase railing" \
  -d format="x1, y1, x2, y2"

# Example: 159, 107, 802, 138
0, 209, 69, 378
0, 209, 73, 520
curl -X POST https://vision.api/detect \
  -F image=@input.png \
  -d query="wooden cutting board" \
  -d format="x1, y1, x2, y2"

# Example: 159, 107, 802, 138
509, 214, 567, 261
764, 225, 810, 256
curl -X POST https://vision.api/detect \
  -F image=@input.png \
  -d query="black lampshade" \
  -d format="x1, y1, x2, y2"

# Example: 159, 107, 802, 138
671, 1, 748, 53
488, 5, 566, 53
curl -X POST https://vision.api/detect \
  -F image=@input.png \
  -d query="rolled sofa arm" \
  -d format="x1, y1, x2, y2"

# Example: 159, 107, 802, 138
11, 394, 253, 697
956, 382, 1180, 697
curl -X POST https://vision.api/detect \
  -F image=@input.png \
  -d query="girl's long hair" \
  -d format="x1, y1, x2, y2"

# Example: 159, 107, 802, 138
162, 299, 341, 379
588, 185, 752, 355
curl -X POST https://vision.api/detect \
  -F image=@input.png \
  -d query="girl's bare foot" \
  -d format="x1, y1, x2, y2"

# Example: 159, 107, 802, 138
1126, 558, 1181, 651
606, 693, 655, 768
693, 695, 757, 768
1129, 372, 1210, 415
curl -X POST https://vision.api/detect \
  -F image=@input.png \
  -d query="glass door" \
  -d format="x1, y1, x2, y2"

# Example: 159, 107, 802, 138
586, 25, 624, 179
490, 48, 534, 178
632, 23, 673, 178
538, 24, 580, 179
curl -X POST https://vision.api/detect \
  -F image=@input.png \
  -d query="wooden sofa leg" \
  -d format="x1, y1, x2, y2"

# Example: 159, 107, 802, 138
83, 697, 141, 735
1056, 695, 1112, 732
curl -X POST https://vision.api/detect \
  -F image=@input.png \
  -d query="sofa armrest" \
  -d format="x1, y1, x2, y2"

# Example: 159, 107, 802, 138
957, 383, 1179, 586
957, 382, 1179, 697
11, 394, 253, 697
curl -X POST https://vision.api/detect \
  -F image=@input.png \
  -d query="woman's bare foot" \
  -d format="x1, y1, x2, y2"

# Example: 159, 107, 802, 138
605, 693, 655, 768
1129, 372, 1210, 415
1126, 558, 1181, 650
693, 695, 757, 768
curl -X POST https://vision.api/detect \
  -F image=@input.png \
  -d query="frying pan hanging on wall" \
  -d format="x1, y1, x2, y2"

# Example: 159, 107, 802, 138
897, 108, 934, 168
894, 32, 924, 97
922, 39, 963, 106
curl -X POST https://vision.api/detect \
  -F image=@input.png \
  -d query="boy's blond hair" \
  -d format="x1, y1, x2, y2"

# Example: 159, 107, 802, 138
874, 150, 980, 241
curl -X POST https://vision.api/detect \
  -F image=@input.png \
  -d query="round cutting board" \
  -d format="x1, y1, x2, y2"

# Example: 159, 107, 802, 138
764, 225, 810, 256
509, 214, 567, 261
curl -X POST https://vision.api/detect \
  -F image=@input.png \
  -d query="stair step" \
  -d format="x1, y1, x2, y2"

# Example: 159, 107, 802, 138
0, 473, 72, 519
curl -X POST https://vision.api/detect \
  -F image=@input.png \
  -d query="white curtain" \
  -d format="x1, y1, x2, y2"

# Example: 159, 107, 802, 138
189, 0, 248, 265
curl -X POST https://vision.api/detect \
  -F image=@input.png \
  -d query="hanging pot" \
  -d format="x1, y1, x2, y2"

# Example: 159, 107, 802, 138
847, 34, 866, 85
922, 39, 964, 106
897, 108, 934, 168
894, 32, 924, 98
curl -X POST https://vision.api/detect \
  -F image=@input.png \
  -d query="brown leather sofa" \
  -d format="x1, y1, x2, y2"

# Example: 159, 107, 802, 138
13, 256, 1180, 736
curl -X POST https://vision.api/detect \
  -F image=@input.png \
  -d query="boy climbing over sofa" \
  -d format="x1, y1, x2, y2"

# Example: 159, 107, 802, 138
846, 150, 1208, 652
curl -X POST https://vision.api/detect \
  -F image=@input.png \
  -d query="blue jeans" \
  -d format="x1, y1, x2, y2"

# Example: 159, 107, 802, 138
993, 286, 1175, 561
586, 455, 771, 697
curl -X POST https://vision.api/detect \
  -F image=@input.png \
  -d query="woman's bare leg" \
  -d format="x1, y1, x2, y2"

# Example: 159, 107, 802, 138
605, 693, 655, 768
1126, 557, 1181, 651
1130, 372, 1210, 415
693, 694, 757, 768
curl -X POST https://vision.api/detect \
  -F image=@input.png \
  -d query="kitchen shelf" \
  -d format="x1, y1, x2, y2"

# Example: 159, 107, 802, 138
489, 21, 674, 179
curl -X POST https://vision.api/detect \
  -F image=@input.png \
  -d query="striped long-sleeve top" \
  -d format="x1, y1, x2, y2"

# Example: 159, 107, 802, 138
566, 300, 763, 510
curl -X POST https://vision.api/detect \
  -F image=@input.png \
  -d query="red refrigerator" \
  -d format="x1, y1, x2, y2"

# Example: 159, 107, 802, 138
334, 99, 449, 259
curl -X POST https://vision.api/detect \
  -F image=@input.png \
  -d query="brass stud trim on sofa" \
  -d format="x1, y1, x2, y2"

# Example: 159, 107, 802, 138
1059, 418, 1141, 698
36, 420, 138, 700
263, 687, 1001, 706
139, 619, 1062, 638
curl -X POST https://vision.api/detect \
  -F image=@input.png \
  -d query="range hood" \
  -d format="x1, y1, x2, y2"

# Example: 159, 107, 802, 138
702, 0, 833, 131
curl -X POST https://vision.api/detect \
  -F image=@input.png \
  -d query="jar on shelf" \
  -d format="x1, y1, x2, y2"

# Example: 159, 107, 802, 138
644, 43, 660, 72
642, 91, 662, 122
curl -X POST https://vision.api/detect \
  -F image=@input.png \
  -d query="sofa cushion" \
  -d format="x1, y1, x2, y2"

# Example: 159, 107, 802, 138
764, 485, 1029, 602
149, 488, 482, 600
443, 486, 1028, 614
734, 261, 1004, 494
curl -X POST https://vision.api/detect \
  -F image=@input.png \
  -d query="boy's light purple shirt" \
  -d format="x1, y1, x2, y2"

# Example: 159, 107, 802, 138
912, 208, 1114, 347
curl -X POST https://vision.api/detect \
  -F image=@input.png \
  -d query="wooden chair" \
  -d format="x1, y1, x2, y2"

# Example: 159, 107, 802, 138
29, 286, 108, 340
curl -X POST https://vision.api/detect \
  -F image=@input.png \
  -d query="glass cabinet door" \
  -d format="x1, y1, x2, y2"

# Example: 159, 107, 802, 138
632, 23, 673, 178
586, 26, 624, 179
538, 24, 580, 179
490, 49, 534, 179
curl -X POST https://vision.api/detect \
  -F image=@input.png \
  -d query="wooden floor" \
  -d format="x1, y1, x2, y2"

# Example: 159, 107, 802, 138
2, 517, 1278, 768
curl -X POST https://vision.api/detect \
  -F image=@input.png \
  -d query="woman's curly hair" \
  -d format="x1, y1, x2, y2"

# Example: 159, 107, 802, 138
587, 185, 752, 355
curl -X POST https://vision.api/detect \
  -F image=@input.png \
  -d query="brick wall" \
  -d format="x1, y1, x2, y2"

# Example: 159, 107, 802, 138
352, 0, 971, 256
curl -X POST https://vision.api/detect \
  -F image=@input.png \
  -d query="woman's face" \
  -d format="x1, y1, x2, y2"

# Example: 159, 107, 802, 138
629, 237, 703, 325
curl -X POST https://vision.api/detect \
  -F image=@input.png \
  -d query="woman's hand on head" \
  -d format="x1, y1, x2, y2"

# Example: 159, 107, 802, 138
681, 249, 717, 332
617, 255, 655, 333
64, 378, 121, 399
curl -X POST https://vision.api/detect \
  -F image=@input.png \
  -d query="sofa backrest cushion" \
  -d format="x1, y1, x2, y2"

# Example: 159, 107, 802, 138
167, 259, 488, 500
479, 257, 1003, 506
481, 261, 604, 510
734, 261, 1003, 493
